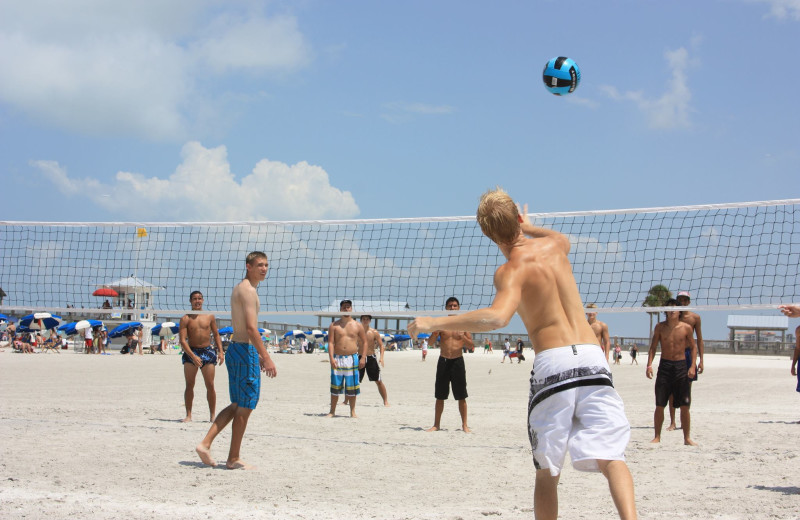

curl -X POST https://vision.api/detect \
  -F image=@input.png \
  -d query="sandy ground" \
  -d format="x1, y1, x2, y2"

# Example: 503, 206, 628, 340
1, 347, 799, 520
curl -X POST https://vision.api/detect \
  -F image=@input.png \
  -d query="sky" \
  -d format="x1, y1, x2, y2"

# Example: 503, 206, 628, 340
1, 0, 799, 339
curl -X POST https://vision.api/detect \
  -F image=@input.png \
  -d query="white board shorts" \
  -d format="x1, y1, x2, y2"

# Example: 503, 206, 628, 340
528, 344, 630, 476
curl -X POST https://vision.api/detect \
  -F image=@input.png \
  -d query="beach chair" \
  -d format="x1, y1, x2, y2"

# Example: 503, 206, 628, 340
41, 338, 61, 353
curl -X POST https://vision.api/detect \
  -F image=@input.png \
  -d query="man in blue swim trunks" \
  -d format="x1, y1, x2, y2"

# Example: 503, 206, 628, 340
409, 188, 637, 519
196, 251, 277, 470
327, 300, 367, 418
179, 290, 224, 422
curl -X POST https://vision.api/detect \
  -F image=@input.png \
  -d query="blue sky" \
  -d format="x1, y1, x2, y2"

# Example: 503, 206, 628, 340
1, 0, 798, 339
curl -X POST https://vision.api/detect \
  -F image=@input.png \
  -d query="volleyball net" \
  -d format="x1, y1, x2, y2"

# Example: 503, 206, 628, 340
1, 199, 798, 318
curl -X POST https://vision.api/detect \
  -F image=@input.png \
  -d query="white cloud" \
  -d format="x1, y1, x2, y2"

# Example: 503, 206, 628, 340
601, 47, 694, 130
748, 0, 800, 20
0, 1, 312, 140
32, 142, 360, 221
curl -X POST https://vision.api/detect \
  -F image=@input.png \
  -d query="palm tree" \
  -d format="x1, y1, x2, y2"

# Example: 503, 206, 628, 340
643, 284, 672, 341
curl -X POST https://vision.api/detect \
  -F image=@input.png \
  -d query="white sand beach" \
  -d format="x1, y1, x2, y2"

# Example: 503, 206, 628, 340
1, 348, 798, 519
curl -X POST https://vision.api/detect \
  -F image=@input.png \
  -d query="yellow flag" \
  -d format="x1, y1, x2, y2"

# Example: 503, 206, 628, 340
136, 227, 148, 238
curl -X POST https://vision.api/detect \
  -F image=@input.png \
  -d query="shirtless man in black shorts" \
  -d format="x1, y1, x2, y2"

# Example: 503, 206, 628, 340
179, 291, 224, 422
425, 297, 474, 433
667, 290, 704, 431
358, 315, 389, 406
646, 299, 697, 446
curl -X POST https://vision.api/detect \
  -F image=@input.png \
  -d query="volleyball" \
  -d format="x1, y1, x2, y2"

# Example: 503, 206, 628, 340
542, 56, 581, 96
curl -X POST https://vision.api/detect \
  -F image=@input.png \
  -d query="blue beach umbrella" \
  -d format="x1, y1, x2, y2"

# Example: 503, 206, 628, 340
380, 333, 394, 341
306, 329, 327, 338
19, 312, 62, 330
58, 319, 103, 336
391, 334, 412, 342
0, 313, 9, 321
218, 326, 233, 335
417, 333, 431, 339
283, 330, 306, 339
151, 322, 179, 336
109, 321, 142, 339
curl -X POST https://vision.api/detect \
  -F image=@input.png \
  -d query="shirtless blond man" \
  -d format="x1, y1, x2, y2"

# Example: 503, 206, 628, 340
327, 300, 367, 418
357, 315, 389, 406
667, 290, 704, 431
424, 297, 474, 432
646, 299, 697, 446
196, 251, 277, 470
179, 290, 224, 422
586, 303, 610, 361
409, 189, 636, 519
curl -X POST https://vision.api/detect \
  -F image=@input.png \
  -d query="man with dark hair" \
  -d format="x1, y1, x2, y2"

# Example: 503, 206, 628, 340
424, 297, 474, 433
179, 290, 224, 422
357, 315, 389, 406
646, 299, 697, 446
327, 300, 367, 418
196, 251, 277, 469
667, 290, 704, 431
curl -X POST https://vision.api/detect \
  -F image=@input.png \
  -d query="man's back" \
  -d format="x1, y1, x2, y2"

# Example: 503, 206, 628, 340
503, 234, 597, 353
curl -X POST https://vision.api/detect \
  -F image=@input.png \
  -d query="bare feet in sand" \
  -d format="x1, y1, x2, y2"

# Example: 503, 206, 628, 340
650, 437, 661, 444
666, 423, 678, 431
196, 444, 216, 466
684, 438, 698, 446
325, 413, 335, 418
425, 426, 440, 432
226, 459, 256, 470
462, 425, 472, 433
181, 416, 192, 423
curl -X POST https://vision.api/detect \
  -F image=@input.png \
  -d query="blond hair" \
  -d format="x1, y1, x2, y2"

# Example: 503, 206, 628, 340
585, 303, 597, 309
476, 187, 520, 245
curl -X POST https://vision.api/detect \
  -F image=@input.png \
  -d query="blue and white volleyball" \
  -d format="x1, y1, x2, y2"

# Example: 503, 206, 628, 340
542, 56, 581, 96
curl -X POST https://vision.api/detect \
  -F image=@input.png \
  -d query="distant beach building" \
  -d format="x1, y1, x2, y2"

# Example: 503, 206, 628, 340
727, 315, 789, 351
103, 276, 163, 322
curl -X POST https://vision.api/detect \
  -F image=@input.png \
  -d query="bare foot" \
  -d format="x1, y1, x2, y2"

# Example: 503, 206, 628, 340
325, 412, 335, 418
684, 438, 698, 446
650, 437, 661, 444
383, 402, 390, 407
462, 425, 472, 433
666, 424, 677, 431
226, 459, 256, 470
350, 412, 358, 418
181, 416, 192, 423
196, 444, 216, 466
425, 426, 440, 432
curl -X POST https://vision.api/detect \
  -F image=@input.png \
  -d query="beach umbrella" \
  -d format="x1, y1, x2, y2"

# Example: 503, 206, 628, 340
308, 329, 327, 338
218, 326, 233, 335
92, 287, 119, 297
77, 319, 103, 330
19, 313, 62, 330
380, 333, 394, 341
283, 330, 306, 338
417, 333, 431, 339
258, 328, 269, 334
58, 322, 78, 335
151, 322, 179, 336
391, 334, 412, 342
0, 313, 9, 321
109, 321, 142, 338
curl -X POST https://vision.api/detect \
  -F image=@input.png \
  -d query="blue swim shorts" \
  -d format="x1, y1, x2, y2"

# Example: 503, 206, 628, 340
226, 342, 260, 409
181, 346, 218, 367
330, 354, 360, 397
